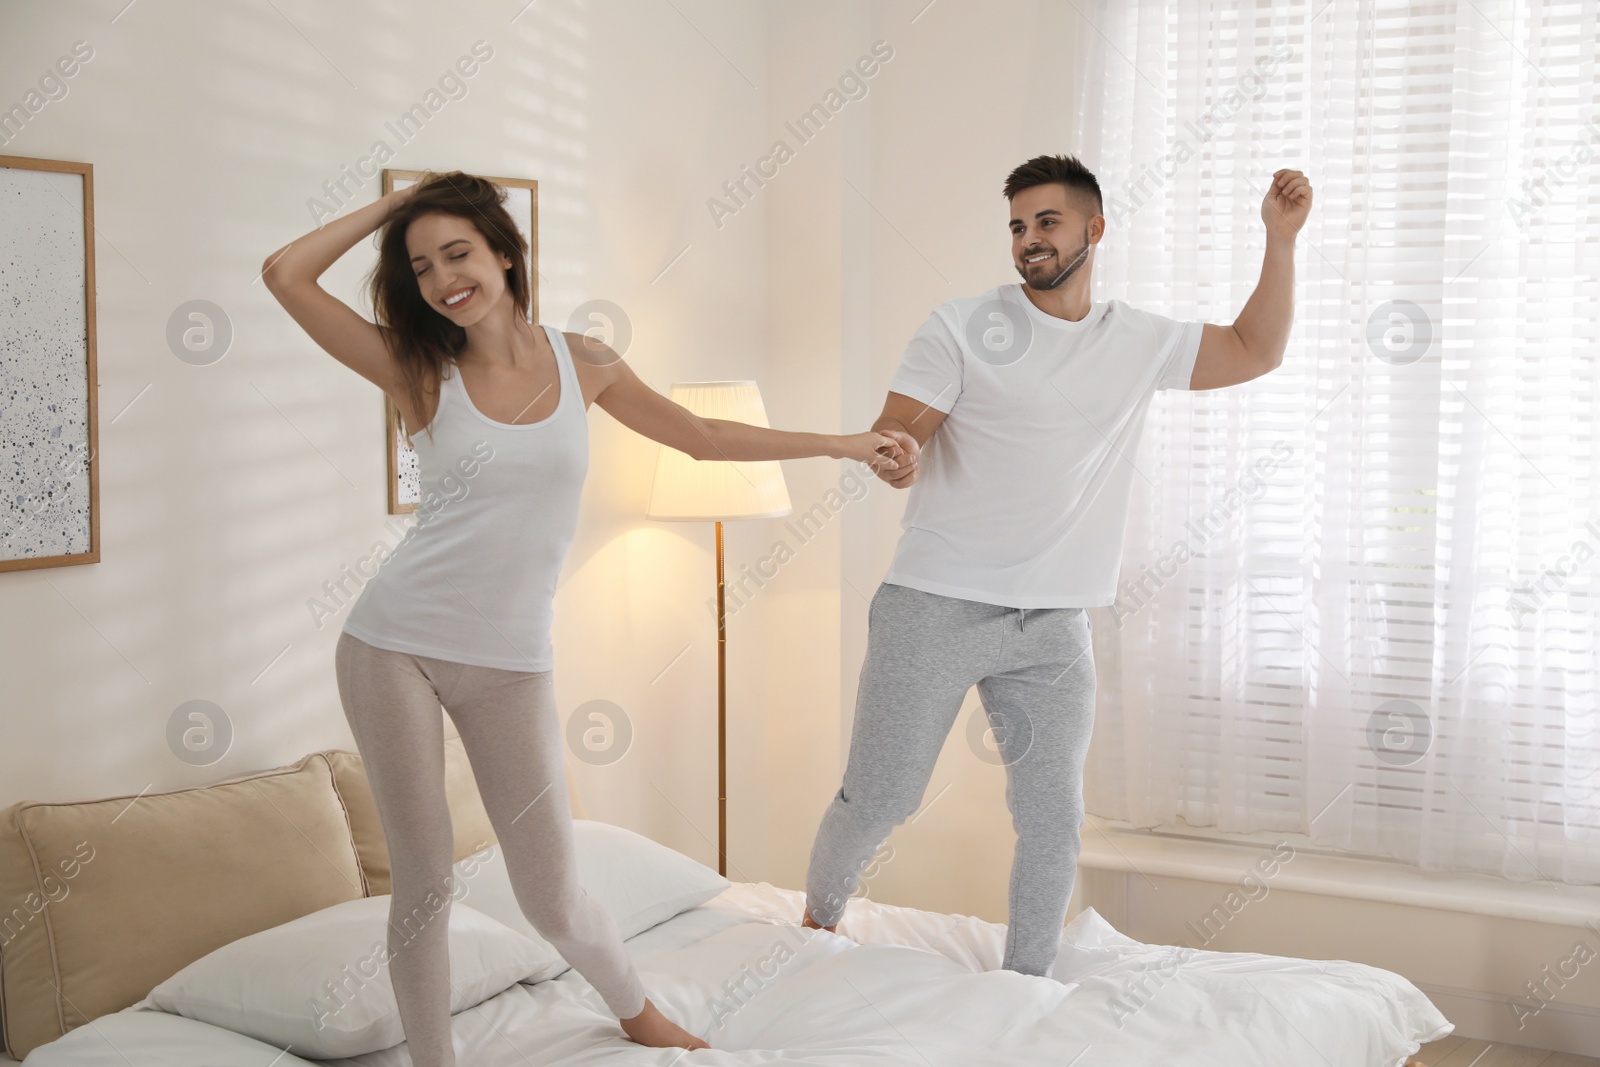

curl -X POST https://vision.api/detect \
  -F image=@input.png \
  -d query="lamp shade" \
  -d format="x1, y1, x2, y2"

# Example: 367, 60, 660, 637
646, 381, 793, 521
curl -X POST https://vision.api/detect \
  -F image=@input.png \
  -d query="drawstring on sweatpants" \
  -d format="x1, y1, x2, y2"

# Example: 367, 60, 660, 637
1018, 607, 1027, 631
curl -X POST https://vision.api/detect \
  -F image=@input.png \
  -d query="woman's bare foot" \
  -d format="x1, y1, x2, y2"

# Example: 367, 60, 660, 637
801, 909, 837, 933
1404, 1058, 1430, 1066
619, 998, 709, 1050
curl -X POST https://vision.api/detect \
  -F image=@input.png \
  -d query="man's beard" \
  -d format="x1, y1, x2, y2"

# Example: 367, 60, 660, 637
1017, 226, 1092, 291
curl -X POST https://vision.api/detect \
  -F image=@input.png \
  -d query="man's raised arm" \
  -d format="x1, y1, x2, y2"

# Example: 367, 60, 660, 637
1190, 168, 1313, 391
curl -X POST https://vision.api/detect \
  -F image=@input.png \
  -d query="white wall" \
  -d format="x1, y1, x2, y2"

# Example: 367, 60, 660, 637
0, 0, 775, 879
0, 0, 1090, 919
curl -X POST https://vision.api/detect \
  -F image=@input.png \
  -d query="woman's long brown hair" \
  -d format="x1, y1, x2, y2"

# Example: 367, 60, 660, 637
367, 170, 532, 448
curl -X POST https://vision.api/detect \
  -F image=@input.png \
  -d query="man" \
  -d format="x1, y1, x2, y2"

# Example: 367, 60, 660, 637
801, 154, 1313, 978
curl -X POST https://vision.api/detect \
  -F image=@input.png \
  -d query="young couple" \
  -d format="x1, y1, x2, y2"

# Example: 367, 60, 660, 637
263, 155, 1311, 1060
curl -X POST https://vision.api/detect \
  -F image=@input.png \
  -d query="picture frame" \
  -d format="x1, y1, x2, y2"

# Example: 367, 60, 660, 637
0, 155, 99, 572
379, 169, 539, 515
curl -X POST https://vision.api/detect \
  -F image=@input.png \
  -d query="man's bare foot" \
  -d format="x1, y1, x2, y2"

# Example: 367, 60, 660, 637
801, 909, 838, 933
619, 998, 709, 1050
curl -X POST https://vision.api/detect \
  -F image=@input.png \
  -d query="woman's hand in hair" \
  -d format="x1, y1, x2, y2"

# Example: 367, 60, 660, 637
385, 182, 420, 216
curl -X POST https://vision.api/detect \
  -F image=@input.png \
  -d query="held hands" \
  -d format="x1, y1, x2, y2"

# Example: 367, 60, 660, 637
1262, 168, 1312, 242
839, 429, 920, 488
878, 429, 918, 488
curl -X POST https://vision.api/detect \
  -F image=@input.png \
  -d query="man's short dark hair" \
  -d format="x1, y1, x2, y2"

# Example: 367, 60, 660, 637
1002, 154, 1103, 218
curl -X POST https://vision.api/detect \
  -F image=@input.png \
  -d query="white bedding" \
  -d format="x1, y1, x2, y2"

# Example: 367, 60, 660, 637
18, 882, 1451, 1066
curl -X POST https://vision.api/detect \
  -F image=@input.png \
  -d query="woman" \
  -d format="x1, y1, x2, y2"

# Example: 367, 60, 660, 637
262, 170, 910, 1061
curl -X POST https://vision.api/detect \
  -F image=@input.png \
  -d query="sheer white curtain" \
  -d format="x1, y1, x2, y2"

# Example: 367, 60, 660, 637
1075, 0, 1600, 884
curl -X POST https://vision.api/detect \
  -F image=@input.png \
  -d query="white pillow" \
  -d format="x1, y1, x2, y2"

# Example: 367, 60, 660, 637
147, 897, 562, 1058
453, 819, 731, 957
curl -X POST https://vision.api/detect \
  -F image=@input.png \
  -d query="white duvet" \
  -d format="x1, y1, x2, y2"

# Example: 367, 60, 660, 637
19, 882, 1451, 1066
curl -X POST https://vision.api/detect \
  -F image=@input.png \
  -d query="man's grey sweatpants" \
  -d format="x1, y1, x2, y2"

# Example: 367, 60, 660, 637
805, 580, 1097, 977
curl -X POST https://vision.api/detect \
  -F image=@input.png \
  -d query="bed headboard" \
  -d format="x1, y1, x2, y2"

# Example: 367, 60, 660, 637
0, 719, 588, 1060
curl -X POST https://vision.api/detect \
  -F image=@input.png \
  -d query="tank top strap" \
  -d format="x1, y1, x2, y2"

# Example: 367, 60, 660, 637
540, 322, 579, 416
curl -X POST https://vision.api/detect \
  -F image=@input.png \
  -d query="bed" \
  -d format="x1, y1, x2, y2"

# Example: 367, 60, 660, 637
1, 732, 1451, 1066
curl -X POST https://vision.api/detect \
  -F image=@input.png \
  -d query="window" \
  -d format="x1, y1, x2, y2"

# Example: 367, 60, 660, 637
1075, 0, 1600, 885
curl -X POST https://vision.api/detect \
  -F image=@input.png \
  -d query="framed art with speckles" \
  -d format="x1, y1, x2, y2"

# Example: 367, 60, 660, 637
379, 168, 538, 515
0, 155, 99, 572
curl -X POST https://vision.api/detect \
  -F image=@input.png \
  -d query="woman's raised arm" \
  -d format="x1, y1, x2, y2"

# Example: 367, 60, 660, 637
585, 337, 911, 471
260, 186, 416, 393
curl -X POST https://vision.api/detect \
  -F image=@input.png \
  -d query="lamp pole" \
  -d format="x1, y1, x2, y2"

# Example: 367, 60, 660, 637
715, 519, 728, 877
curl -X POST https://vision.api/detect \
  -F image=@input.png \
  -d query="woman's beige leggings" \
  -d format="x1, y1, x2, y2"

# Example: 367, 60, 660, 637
334, 631, 646, 1067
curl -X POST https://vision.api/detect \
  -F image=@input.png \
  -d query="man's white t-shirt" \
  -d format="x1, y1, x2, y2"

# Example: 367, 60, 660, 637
883, 282, 1203, 609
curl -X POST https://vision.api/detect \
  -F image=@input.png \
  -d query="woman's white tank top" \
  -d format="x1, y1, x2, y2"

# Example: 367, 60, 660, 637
341, 323, 587, 672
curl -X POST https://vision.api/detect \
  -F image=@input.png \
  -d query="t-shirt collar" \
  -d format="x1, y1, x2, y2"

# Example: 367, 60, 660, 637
1006, 283, 1106, 333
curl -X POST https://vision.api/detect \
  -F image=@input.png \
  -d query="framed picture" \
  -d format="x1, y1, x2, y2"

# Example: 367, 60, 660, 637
379, 169, 538, 514
0, 155, 98, 572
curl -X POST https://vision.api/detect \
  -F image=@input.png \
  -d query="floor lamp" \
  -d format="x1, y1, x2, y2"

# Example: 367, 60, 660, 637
645, 382, 791, 877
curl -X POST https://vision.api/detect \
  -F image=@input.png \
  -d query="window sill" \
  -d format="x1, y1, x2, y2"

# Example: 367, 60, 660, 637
1078, 815, 1600, 929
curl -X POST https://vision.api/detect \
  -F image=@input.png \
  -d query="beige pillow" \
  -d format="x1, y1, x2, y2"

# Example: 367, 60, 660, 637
329, 719, 589, 897
0, 752, 365, 1060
